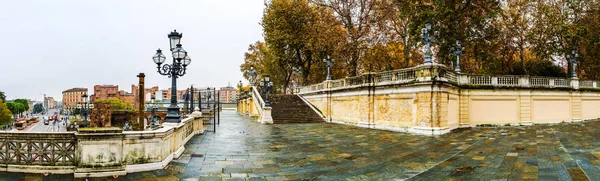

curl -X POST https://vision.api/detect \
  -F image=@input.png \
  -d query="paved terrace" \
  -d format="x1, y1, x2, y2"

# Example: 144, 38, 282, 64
5, 111, 600, 180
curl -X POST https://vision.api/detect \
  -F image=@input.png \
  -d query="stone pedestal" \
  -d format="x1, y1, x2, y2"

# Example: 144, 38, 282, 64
190, 107, 203, 119
261, 107, 273, 124
75, 128, 126, 178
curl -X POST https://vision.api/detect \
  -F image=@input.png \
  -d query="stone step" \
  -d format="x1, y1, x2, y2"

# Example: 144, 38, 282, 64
269, 94, 323, 124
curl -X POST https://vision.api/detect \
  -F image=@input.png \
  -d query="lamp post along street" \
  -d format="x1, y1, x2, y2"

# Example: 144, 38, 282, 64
198, 91, 202, 111
238, 80, 243, 109
153, 30, 191, 123
451, 40, 465, 73
149, 96, 157, 129
247, 67, 257, 86
190, 85, 194, 113
568, 48, 579, 78
421, 21, 439, 64
183, 89, 189, 115
82, 93, 88, 127
293, 67, 302, 89
323, 54, 334, 81
217, 91, 220, 124
260, 75, 273, 107
206, 88, 212, 110
212, 88, 216, 123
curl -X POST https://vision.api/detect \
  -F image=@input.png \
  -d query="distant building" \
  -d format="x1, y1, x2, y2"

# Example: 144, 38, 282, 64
132, 85, 159, 107
160, 88, 188, 101
91, 84, 160, 108
219, 86, 238, 103
91, 85, 119, 102
62, 88, 88, 111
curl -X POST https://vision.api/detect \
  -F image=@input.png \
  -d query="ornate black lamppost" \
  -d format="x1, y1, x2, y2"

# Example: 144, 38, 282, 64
183, 88, 190, 115
260, 75, 273, 107
323, 54, 334, 81
238, 80, 243, 99
79, 93, 89, 127
293, 67, 302, 88
421, 21, 439, 64
567, 48, 579, 78
206, 87, 212, 109
148, 96, 157, 129
237, 80, 243, 109
190, 85, 194, 113
198, 89, 202, 112
152, 30, 192, 123
451, 40, 465, 73
247, 67, 257, 86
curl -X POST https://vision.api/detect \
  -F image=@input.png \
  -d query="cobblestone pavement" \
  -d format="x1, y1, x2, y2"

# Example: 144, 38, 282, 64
5, 111, 600, 180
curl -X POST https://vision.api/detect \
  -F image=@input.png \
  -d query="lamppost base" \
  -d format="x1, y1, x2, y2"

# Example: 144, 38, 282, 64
424, 57, 433, 64
164, 106, 181, 123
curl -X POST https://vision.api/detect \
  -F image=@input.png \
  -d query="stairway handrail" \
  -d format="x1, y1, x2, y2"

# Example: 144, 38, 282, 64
250, 86, 266, 116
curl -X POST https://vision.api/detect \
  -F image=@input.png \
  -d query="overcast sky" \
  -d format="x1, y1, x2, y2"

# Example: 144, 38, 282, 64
0, 0, 264, 101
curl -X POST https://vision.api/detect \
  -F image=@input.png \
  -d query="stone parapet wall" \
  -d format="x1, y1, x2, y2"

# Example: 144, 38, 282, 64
0, 113, 207, 178
298, 64, 600, 135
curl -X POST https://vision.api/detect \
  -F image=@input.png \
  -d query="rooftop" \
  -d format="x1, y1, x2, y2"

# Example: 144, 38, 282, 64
62, 88, 88, 93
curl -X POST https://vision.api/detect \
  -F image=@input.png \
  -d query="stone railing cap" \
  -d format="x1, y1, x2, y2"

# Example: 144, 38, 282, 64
77, 127, 123, 134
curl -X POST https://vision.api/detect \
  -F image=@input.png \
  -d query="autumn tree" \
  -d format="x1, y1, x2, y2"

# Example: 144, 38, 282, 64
243, 0, 600, 89
577, 2, 600, 79
498, 0, 535, 74
242, 0, 345, 93
314, 0, 377, 76
376, 0, 422, 68
0, 91, 5, 102
0, 99, 12, 124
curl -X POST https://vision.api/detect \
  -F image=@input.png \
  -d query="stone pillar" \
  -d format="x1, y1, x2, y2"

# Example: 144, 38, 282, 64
519, 91, 532, 125
261, 107, 273, 124
571, 91, 582, 122
137, 73, 145, 129
75, 128, 125, 178
438, 92, 449, 129
459, 90, 470, 127
571, 78, 580, 90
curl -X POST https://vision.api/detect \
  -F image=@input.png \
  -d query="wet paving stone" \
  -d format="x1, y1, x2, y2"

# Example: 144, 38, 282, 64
7, 112, 600, 180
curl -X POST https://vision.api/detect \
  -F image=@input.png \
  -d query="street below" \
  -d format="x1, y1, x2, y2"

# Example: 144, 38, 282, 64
16, 108, 69, 132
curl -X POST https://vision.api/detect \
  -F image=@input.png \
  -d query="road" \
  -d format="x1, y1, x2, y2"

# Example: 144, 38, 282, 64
22, 119, 67, 132
19, 108, 69, 132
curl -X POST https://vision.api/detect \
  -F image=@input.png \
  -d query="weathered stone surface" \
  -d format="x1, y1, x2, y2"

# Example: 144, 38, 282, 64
9, 110, 600, 180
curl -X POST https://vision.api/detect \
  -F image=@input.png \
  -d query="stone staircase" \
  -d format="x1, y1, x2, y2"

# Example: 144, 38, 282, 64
269, 94, 324, 124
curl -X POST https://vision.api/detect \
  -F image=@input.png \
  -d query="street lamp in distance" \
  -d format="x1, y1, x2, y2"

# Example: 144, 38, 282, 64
260, 75, 273, 107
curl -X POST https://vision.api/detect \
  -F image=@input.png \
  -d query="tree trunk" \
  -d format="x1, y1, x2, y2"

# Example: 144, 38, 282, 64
350, 49, 360, 76
403, 44, 410, 68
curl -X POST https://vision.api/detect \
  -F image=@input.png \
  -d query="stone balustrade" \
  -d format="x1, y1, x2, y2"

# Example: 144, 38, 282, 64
0, 132, 77, 174
297, 63, 600, 135
0, 112, 211, 178
238, 86, 273, 124
298, 64, 595, 95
